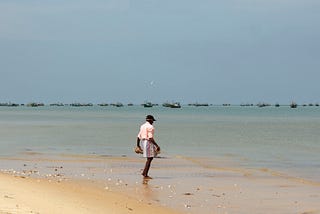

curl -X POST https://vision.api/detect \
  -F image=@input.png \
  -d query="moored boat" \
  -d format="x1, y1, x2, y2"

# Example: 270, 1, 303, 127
143, 102, 153, 108
290, 102, 298, 108
162, 102, 181, 108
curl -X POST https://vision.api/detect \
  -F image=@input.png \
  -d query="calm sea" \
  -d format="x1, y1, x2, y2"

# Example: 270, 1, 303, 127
0, 105, 319, 181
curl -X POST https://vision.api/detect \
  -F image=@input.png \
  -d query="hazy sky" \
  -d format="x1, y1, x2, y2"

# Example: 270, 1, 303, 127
1, 0, 319, 104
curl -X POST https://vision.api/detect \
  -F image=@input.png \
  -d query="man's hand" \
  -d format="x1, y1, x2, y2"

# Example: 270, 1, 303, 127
155, 145, 161, 154
134, 146, 143, 154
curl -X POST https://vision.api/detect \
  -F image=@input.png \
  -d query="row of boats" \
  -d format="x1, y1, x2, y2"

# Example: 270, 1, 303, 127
0, 102, 45, 107
0, 102, 318, 108
0, 101, 183, 108
144, 102, 181, 108
141, 101, 319, 108
245, 102, 318, 108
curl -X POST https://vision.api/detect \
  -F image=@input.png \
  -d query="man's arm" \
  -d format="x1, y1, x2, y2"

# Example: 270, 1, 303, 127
136, 137, 141, 147
149, 138, 160, 150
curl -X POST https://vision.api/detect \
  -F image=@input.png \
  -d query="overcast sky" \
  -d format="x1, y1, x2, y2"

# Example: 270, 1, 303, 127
1, 0, 319, 104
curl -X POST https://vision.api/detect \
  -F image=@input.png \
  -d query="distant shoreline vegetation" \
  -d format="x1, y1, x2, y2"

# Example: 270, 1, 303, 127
0, 101, 319, 108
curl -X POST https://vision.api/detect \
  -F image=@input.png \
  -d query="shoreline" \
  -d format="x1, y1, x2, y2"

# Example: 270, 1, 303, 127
1, 154, 320, 213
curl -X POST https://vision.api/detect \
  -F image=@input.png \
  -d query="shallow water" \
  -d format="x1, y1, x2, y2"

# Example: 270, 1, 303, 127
0, 105, 319, 182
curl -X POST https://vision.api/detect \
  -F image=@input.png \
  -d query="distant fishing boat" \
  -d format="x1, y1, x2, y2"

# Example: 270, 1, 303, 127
143, 102, 153, 108
109, 102, 123, 107
257, 103, 271, 107
162, 102, 172, 107
98, 103, 109, 106
0, 102, 19, 107
162, 102, 181, 108
27, 102, 44, 107
70, 103, 93, 107
240, 103, 254, 107
114, 102, 123, 107
171, 102, 181, 108
188, 103, 209, 107
50, 103, 64, 106
290, 102, 297, 108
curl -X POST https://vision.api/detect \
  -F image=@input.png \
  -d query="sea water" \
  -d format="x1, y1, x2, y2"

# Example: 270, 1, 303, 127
0, 105, 319, 182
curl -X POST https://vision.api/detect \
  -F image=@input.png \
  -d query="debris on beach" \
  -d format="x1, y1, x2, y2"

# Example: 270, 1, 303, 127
183, 192, 194, 196
184, 204, 192, 209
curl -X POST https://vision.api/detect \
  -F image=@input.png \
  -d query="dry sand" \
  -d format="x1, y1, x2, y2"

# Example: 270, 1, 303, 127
0, 172, 180, 214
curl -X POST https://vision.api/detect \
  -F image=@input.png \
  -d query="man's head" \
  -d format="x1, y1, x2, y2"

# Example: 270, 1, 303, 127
146, 115, 156, 124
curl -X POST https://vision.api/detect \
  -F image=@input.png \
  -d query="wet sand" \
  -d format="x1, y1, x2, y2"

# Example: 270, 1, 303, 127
1, 153, 320, 214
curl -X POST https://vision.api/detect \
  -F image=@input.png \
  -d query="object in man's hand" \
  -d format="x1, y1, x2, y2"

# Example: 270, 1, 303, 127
134, 146, 143, 154
155, 146, 161, 154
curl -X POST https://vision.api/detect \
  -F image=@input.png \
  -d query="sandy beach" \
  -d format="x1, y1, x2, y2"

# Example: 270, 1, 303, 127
0, 170, 180, 214
1, 154, 320, 214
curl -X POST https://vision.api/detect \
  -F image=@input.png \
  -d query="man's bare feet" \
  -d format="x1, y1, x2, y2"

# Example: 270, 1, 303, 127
142, 175, 153, 179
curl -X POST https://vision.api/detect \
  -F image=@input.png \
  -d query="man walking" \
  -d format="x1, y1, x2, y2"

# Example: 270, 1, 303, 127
136, 115, 160, 179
